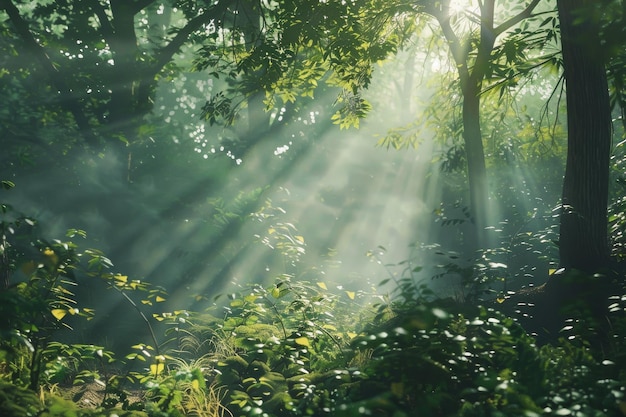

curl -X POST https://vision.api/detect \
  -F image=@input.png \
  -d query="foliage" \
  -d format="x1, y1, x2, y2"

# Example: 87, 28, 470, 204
0, 378, 153, 417
155, 274, 365, 417
609, 137, 626, 261
2, 0, 626, 416
368, 205, 559, 305
0, 187, 165, 395
1, 201, 93, 389
194, 0, 417, 132
2, 183, 626, 417
139, 251, 626, 417
336, 273, 626, 417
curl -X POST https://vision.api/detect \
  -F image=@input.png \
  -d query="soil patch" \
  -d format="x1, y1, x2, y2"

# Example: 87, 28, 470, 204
55, 380, 145, 409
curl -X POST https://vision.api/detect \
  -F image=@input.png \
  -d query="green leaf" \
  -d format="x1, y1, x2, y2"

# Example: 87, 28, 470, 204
1, 180, 15, 190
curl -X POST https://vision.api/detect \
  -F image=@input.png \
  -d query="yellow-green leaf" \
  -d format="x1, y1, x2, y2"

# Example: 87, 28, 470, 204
549, 268, 556, 276
155, 295, 166, 303
150, 362, 165, 375
51, 309, 67, 321
345, 291, 356, 300
244, 294, 258, 303
294, 337, 310, 347
347, 332, 357, 339
316, 282, 327, 290
271, 287, 281, 298
115, 275, 128, 283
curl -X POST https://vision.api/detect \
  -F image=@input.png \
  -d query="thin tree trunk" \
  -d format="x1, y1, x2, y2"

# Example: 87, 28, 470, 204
462, 87, 489, 249
557, 0, 612, 272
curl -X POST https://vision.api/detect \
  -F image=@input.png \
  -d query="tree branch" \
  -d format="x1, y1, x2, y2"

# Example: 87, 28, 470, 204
433, 9, 470, 88
134, 1, 236, 116
130, 0, 156, 15
88, 0, 115, 41
151, 1, 235, 73
494, 0, 541, 37
0, 0, 99, 146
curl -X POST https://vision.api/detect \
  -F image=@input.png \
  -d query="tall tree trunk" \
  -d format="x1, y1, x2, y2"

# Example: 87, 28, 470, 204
108, 0, 141, 133
462, 86, 489, 249
436, 6, 492, 252
455, 23, 494, 251
434, 0, 536, 252
557, 0, 612, 272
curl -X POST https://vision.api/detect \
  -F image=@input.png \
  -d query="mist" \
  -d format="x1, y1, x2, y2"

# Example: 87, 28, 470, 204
6, 54, 563, 353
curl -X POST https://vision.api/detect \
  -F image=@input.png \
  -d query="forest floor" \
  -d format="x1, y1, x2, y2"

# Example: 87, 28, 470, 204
54, 381, 145, 409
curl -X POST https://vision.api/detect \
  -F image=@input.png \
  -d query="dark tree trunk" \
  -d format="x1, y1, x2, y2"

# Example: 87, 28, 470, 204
108, 1, 141, 131
495, 1, 615, 345
557, 0, 612, 272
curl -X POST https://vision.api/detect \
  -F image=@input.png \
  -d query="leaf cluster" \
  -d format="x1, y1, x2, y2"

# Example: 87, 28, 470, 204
0, 189, 169, 394
195, 0, 416, 130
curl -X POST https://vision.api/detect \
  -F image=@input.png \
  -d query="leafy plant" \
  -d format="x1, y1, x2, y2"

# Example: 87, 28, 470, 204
155, 273, 366, 417
0, 189, 169, 398
337, 273, 626, 417
0, 199, 93, 389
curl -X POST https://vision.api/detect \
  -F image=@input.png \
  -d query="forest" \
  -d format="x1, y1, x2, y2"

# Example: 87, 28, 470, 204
1, 0, 626, 416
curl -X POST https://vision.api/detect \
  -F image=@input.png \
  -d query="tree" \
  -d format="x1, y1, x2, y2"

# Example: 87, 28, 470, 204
196, 1, 557, 253
556, 0, 612, 272
423, 0, 542, 247
497, 1, 619, 341
0, 0, 252, 179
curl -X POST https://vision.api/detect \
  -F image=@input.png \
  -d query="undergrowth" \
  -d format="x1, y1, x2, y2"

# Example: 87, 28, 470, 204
1, 185, 626, 417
